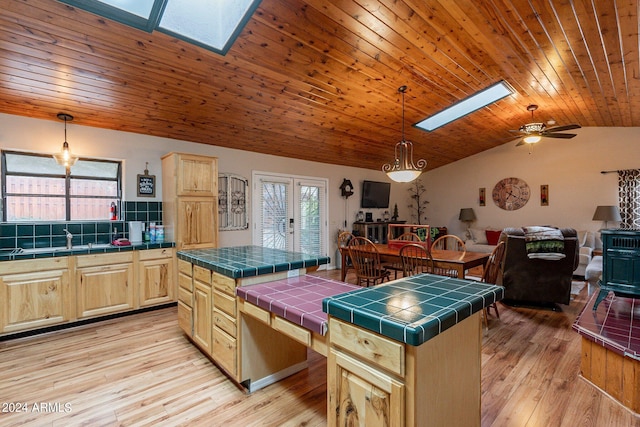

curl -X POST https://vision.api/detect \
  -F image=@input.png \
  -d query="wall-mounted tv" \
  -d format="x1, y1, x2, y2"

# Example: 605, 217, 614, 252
361, 180, 391, 209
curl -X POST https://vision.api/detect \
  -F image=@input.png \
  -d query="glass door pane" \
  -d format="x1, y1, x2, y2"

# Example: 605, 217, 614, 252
259, 179, 291, 250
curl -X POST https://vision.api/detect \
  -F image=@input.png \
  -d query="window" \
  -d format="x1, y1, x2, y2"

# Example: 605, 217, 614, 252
1, 151, 121, 222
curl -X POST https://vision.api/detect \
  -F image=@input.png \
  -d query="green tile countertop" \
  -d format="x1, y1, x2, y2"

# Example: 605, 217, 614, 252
323, 273, 504, 346
0, 242, 175, 261
177, 245, 330, 279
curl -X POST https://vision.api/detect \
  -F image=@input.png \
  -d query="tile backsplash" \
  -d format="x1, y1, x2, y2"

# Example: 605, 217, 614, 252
0, 201, 163, 250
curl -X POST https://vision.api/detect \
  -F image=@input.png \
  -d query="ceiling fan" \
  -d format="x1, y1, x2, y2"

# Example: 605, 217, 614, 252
510, 104, 581, 146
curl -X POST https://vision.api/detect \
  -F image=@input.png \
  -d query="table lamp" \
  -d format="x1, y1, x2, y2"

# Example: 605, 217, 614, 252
592, 205, 621, 229
459, 208, 476, 235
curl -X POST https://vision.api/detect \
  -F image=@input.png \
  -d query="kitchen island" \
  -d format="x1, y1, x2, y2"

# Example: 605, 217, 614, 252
237, 271, 504, 426
175, 246, 330, 387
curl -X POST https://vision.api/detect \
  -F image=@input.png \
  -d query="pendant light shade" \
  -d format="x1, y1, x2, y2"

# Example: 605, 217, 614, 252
382, 86, 426, 183
53, 113, 78, 169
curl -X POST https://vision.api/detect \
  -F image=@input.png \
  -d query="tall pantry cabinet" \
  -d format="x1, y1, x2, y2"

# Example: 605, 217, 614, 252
162, 153, 219, 250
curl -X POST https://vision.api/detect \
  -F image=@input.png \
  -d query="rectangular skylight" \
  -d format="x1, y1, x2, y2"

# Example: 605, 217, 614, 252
58, 0, 262, 55
415, 80, 513, 132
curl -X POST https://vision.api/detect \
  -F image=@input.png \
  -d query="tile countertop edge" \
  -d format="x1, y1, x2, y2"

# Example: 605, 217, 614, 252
177, 246, 330, 279
323, 274, 505, 347
0, 242, 175, 261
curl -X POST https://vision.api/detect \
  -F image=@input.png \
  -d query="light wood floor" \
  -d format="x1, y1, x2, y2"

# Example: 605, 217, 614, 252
1, 269, 639, 427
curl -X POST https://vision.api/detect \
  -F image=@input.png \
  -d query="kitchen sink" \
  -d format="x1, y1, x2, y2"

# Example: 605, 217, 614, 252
17, 243, 112, 254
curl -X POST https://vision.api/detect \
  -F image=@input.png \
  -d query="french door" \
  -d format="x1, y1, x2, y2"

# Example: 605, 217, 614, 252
252, 172, 328, 257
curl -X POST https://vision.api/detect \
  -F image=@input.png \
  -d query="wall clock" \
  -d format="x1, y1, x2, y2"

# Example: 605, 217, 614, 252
492, 177, 530, 210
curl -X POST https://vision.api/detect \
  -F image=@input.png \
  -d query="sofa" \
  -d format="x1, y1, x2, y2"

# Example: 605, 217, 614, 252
498, 227, 579, 306
463, 227, 502, 253
574, 230, 601, 278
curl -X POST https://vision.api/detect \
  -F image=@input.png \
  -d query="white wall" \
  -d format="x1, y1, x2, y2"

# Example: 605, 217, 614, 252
419, 127, 640, 239
3, 113, 637, 262
0, 113, 403, 263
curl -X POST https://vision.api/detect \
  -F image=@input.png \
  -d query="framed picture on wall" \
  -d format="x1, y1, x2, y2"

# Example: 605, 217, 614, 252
479, 187, 486, 206
137, 174, 155, 197
540, 184, 549, 206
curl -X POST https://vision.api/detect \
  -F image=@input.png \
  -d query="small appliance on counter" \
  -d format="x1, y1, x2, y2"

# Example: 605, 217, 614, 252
128, 221, 143, 244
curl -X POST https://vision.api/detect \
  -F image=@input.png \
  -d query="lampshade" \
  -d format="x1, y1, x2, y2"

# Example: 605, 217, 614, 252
53, 113, 78, 169
382, 86, 426, 183
592, 205, 621, 222
458, 208, 476, 222
523, 134, 541, 144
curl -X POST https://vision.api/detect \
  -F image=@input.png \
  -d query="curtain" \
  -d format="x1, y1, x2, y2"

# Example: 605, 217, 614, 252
618, 169, 640, 228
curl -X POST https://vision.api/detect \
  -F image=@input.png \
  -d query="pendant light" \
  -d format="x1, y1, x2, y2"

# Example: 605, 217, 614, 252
53, 113, 78, 169
382, 86, 426, 183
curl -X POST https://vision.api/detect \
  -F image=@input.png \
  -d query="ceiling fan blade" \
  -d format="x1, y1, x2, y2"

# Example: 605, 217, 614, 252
542, 132, 577, 139
508, 129, 525, 134
544, 123, 581, 132
515, 138, 526, 146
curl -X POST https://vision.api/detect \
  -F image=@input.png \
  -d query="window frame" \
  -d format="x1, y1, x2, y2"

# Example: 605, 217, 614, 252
1, 150, 122, 222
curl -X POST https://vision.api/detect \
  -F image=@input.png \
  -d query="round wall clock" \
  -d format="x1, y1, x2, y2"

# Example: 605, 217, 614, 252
492, 177, 530, 210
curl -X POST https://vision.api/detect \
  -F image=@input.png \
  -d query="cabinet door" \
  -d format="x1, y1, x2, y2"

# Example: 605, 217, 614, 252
177, 154, 217, 196
178, 198, 218, 249
139, 256, 174, 307
193, 280, 212, 354
0, 267, 71, 333
328, 349, 404, 427
77, 262, 134, 318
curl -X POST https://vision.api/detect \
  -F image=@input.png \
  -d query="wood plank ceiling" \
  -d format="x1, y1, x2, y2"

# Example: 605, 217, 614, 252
0, 0, 638, 171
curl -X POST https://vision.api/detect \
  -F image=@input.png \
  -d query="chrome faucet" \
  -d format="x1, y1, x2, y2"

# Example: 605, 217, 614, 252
63, 228, 73, 249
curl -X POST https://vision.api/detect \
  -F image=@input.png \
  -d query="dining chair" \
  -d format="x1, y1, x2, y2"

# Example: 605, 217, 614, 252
400, 243, 435, 277
431, 234, 466, 277
337, 231, 355, 281
481, 240, 506, 329
432, 234, 466, 252
385, 232, 423, 279
348, 236, 391, 287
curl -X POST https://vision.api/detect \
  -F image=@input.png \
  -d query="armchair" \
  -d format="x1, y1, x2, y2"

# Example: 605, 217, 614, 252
499, 227, 579, 305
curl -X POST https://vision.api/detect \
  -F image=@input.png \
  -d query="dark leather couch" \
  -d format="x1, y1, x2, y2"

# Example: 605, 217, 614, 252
498, 227, 579, 305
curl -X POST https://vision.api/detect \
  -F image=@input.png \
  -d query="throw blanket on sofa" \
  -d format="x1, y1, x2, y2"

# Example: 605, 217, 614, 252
523, 226, 566, 260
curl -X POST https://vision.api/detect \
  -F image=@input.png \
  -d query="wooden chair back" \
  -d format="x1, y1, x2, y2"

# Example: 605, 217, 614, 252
400, 244, 435, 277
482, 240, 506, 285
348, 236, 390, 287
432, 234, 466, 252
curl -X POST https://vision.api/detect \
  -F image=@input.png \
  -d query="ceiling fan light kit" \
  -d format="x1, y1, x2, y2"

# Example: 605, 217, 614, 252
512, 104, 581, 147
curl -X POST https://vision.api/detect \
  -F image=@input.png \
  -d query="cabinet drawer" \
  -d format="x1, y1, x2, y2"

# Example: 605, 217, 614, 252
138, 248, 174, 261
178, 259, 192, 276
178, 286, 192, 307
76, 252, 133, 268
273, 316, 311, 347
213, 308, 236, 337
213, 327, 237, 376
329, 318, 405, 377
177, 301, 192, 336
193, 265, 211, 285
241, 301, 270, 325
213, 289, 236, 316
178, 272, 192, 292
212, 272, 236, 295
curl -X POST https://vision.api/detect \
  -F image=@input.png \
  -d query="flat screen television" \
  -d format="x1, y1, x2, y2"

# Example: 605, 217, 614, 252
361, 180, 391, 209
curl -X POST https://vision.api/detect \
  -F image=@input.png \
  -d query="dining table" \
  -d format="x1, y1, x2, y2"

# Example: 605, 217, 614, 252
339, 243, 490, 282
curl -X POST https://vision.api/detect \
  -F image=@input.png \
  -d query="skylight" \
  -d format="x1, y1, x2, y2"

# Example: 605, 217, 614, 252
59, 0, 262, 55
415, 81, 513, 132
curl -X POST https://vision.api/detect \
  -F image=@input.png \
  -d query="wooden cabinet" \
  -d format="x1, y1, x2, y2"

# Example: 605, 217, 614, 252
138, 248, 175, 307
177, 259, 193, 336
192, 265, 212, 354
212, 272, 238, 376
162, 152, 218, 250
328, 349, 404, 427
327, 315, 481, 426
0, 257, 72, 334
76, 252, 134, 319
177, 198, 217, 249
175, 153, 217, 196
